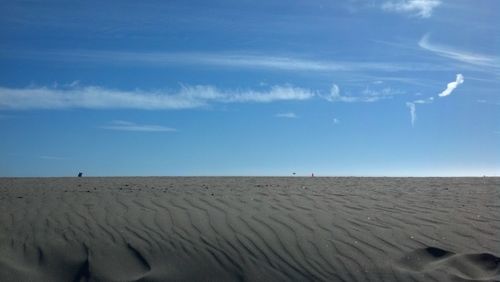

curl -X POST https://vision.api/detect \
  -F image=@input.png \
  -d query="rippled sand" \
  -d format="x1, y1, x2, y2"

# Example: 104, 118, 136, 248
0, 177, 499, 281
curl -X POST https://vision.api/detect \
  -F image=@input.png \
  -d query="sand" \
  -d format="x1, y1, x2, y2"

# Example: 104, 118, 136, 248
0, 177, 499, 281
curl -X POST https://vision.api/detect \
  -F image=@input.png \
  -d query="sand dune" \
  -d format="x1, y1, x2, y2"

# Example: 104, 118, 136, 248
0, 177, 499, 281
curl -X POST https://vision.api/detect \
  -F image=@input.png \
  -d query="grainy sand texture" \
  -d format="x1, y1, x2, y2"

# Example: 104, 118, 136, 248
0, 177, 499, 281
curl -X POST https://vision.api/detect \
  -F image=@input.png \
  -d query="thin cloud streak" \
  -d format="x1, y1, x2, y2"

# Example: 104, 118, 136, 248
419, 34, 499, 67
3, 49, 453, 73
382, 0, 441, 18
100, 120, 176, 132
275, 112, 298, 118
323, 84, 402, 103
0, 84, 314, 110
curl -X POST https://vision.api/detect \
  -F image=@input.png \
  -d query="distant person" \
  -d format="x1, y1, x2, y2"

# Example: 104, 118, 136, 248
311, 173, 314, 177
78, 172, 83, 177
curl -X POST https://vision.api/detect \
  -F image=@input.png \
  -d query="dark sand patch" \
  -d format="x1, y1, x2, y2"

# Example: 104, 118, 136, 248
397, 247, 500, 281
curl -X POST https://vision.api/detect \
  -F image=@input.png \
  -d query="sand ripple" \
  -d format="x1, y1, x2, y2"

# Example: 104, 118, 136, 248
0, 177, 499, 281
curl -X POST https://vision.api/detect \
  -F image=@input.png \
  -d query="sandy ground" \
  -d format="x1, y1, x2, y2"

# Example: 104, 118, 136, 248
0, 177, 499, 282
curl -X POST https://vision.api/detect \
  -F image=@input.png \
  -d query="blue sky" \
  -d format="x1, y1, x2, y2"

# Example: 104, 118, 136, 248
0, 0, 499, 176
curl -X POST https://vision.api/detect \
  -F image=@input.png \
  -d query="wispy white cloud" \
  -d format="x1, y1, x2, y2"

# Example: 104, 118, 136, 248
414, 97, 434, 104
438, 74, 464, 97
333, 118, 340, 124
361, 87, 404, 100
405, 73, 464, 126
224, 86, 314, 103
0, 85, 200, 110
323, 84, 403, 103
275, 112, 298, 118
477, 99, 500, 106
406, 102, 417, 126
346, 74, 441, 88
419, 34, 499, 67
1, 82, 408, 110
382, 0, 441, 18
1, 81, 415, 113
405, 97, 434, 126
0, 83, 314, 110
4, 49, 451, 73
323, 84, 342, 102
100, 120, 176, 132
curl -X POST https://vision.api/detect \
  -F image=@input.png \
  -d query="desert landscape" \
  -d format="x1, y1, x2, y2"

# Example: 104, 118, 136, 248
0, 177, 499, 281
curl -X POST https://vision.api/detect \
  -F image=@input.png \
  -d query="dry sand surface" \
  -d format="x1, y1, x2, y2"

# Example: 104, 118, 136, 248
0, 177, 499, 281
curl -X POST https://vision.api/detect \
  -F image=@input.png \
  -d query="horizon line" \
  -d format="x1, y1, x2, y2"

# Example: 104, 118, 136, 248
1, 175, 498, 178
